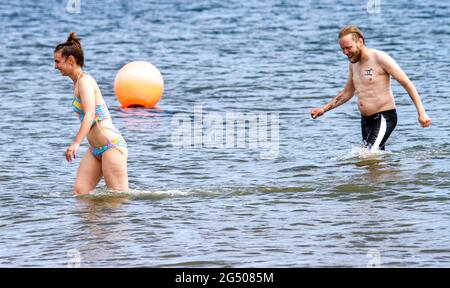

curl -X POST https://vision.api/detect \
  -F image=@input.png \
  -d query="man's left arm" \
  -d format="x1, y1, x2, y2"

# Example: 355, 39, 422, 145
377, 51, 431, 128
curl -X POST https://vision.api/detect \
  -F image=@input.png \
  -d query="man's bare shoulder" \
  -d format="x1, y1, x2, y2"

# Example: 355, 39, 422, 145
371, 49, 393, 63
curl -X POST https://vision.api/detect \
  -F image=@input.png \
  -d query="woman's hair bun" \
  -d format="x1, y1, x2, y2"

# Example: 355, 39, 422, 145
67, 32, 81, 46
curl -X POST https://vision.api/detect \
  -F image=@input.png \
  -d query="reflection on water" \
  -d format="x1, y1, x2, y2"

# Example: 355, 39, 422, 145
359, 162, 402, 184
72, 196, 130, 267
76, 194, 130, 208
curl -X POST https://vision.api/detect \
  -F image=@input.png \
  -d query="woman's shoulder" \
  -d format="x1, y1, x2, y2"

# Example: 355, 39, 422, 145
79, 72, 98, 87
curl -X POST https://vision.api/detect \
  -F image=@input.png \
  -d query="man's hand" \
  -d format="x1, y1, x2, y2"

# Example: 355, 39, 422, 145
311, 107, 325, 119
418, 112, 431, 128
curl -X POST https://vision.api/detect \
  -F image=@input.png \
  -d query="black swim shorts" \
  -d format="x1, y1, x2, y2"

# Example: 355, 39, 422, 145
361, 109, 397, 151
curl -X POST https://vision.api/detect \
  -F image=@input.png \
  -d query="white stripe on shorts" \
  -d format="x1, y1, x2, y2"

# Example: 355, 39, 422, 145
371, 115, 387, 151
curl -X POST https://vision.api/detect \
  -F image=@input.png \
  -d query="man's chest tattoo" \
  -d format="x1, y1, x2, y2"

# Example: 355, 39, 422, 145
364, 68, 374, 77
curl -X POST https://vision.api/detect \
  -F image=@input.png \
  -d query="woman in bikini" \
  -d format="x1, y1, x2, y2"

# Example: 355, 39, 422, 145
54, 32, 128, 195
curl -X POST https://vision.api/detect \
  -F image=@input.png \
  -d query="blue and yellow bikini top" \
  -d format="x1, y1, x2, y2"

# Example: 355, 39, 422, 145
72, 97, 111, 126
72, 71, 111, 126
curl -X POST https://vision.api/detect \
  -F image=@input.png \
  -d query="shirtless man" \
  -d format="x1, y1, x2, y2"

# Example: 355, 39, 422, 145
311, 25, 431, 151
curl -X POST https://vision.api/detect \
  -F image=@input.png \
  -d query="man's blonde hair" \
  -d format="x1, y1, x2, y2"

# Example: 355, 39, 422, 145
339, 25, 365, 44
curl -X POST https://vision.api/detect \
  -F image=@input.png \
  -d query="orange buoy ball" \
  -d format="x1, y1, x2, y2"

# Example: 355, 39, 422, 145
114, 61, 164, 108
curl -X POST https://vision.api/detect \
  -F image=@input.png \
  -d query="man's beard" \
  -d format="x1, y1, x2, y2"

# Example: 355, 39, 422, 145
348, 48, 362, 63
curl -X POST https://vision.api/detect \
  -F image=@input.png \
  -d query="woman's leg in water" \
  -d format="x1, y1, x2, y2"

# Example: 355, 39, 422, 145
101, 147, 129, 191
73, 150, 102, 195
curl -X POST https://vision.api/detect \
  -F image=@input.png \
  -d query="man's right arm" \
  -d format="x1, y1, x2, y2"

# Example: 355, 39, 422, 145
311, 64, 355, 119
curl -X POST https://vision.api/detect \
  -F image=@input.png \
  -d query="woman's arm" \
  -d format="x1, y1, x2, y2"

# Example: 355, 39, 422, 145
66, 76, 95, 162
74, 76, 96, 144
